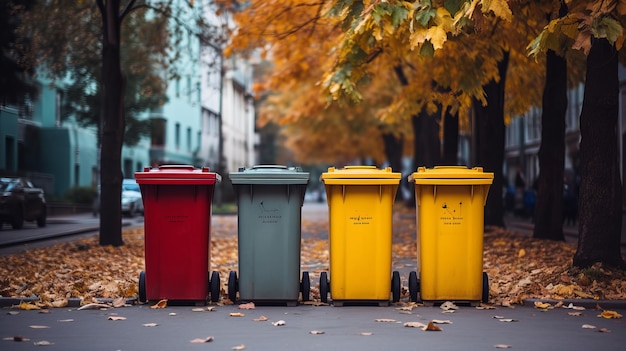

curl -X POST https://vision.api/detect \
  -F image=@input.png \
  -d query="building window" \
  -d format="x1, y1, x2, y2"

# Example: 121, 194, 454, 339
175, 123, 180, 149
151, 118, 166, 147
187, 127, 192, 151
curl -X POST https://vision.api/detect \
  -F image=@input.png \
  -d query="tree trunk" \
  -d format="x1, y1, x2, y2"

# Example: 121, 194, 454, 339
98, 0, 124, 246
381, 132, 404, 200
413, 108, 441, 168
474, 51, 509, 228
533, 48, 567, 241
442, 108, 458, 165
573, 38, 624, 268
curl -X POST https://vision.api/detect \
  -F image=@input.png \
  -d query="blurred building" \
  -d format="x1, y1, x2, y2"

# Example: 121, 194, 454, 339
0, 1, 258, 198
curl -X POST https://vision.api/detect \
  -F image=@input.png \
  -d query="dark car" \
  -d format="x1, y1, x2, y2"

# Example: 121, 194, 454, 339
0, 177, 47, 229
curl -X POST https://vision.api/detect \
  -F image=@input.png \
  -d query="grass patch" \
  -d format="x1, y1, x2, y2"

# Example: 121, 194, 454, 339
212, 202, 237, 214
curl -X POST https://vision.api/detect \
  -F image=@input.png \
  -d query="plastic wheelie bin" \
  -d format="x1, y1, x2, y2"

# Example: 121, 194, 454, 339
408, 166, 493, 305
135, 165, 221, 305
228, 165, 310, 306
319, 166, 401, 306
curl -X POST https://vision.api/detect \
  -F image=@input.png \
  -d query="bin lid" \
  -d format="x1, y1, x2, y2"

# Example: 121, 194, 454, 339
135, 165, 221, 185
229, 165, 309, 185
409, 166, 493, 185
321, 166, 401, 185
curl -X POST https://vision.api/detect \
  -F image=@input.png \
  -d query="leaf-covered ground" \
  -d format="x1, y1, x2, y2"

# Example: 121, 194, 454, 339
1, 206, 625, 308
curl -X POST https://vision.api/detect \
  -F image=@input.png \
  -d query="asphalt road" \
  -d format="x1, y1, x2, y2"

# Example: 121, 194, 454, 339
1, 202, 625, 350
1, 298, 625, 351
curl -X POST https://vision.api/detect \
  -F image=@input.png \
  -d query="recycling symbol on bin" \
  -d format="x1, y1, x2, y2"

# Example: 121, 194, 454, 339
442, 202, 463, 217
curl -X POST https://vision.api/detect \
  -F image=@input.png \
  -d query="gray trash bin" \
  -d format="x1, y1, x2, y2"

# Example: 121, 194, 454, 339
228, 165, 310, 306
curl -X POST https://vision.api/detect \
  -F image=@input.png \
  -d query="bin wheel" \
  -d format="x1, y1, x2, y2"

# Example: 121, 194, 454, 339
319, 272, 329, 303
138, 271, 147, 303
482, 272, 489, 303
227, 271, 238, 303
391, 271, 401, 303
209, 271, 221, 303
301, 272, 310, 302
408, 271, 419, 302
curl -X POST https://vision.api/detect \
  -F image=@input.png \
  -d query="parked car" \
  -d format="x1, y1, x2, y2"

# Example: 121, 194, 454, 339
92, 179, 144, 217
0, 177, 47, 229
121, 179, 143, 217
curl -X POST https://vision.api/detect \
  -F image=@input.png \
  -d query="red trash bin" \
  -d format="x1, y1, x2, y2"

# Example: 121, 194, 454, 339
135, 165, 221, 305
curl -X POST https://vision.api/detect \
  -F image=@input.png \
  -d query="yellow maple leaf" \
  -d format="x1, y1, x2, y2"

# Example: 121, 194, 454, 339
19, 302, 41, 310
534, 301, 552, 309
597, 310, 623, 319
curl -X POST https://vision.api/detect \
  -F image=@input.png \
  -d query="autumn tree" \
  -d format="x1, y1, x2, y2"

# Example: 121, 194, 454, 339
1, 0, 38, 105
18, 0, 224, 246
529, 0, 626, 268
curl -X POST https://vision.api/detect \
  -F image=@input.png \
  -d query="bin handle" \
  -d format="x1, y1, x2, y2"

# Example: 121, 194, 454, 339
158, 165, 196, 171
344, 165, 377, 169
250, 165, 288, 170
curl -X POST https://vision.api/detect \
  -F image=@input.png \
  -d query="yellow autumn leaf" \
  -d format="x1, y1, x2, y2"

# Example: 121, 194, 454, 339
482, 0, 512, 21
19, 302, 41, 310
427, 26, 447, 50
150, 299, 168, 309
534, 301, 552, 309
518, 248, 526, 258
597, 310, 623, 319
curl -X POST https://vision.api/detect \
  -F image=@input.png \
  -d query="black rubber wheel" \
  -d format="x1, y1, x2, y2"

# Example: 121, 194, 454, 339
391, 271, 401, 302
408, 271, 419, 302
11, 208, 23, 229
36, 207, 46, 227
209, 271, 220, 302
138, 271, 147, 303
301, 271, 310, 302
227, 271, 238, 303
319, 272, 329, 303
482, 271, 489, 303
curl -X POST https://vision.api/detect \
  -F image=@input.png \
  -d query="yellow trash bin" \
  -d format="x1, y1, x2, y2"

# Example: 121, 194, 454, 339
319, 166, 401, 306
408, 166, 493, 304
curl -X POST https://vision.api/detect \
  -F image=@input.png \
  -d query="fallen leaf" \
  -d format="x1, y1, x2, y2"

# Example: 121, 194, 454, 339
404, 322, 427, 328
3, 336, 30, 342
582, 324, 596, 329
168, 313, 177, 316
272, 320, 286, 326
440, 301, 458, 311
476, 304, 497, 310
191, 308, 205, 312
33, 340, 54, 346
29, 325, 50, 329
77, 303, 111, 310
7, 311, 19, 315
309, 330, 325, 334
107, 316, 126, 321
19, 302, 40, 310
57, 319, 74, 322
563, 303, 585, 311
498, 319, 518, 322
598, 328, 611, 333
359, 332, 373, 336
597, 310, 623, 319
495, 344, 512, 349
190, 336, 214, 343
142, 323, 158, 327
207, 306, 216, 311
253, 316, 268, 322
238, 302, 255, 310
112, 297, 126, 308
534, 301, 552, 310
374, 318, 397, 322
229, 312, 245, 317
424, 321, 443, 331
232, 344, 246, 350
568, 312, 583, 316
518, 248, 526, 258
432, 319, 453, 324
150, 300, 167, 309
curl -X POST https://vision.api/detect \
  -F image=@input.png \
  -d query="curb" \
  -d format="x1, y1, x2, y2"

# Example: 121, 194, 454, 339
0, 297, 137, 308
523, 298, 626, 310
